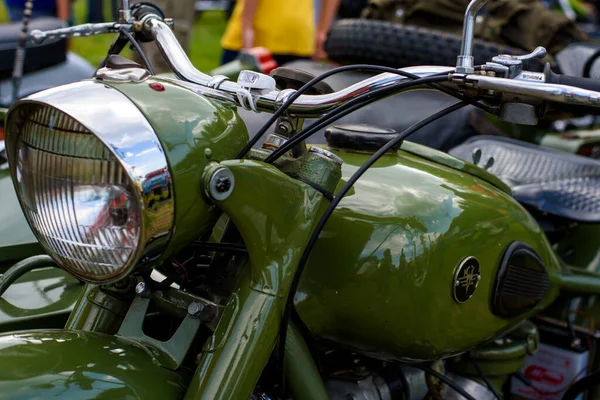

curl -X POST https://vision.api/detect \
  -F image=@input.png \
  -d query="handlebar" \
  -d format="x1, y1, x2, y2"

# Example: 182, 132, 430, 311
27, 9, 600, 120
145, 18, 453, 117
544, 66, 600, 93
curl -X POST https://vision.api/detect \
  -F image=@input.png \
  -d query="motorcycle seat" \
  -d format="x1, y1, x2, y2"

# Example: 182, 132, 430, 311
0, 18, 67, 80
449, 135, 600, 223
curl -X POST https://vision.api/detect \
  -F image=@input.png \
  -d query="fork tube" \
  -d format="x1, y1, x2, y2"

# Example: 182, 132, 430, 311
65, 284, 129, 334
185, 280, 329, 400
285, 322, 330, 400
184, 269, 280, 399
183, 160, 335, 399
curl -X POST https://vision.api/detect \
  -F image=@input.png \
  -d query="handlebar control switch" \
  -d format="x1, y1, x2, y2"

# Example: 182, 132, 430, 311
489, 46, 547, 78
237, 70, 277, 93
235, 70, 277, 112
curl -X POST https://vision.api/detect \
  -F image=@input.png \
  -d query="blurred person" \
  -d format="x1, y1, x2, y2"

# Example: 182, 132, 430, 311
220, 0, 341, 65
131, 0, 196, 74
4, 0, 71, 22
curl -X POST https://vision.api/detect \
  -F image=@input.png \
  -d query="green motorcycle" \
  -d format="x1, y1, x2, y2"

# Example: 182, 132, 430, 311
5, 0, 600, 399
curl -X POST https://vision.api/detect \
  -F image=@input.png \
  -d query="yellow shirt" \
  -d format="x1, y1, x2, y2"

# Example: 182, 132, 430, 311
220, 0, 315, 56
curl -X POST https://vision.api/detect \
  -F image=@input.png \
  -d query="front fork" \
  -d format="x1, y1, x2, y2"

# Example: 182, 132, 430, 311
63, 158, 339, 399
182, 159, 337, 400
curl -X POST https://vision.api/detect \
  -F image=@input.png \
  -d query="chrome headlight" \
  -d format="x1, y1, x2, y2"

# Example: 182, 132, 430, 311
5, 82, 174, 283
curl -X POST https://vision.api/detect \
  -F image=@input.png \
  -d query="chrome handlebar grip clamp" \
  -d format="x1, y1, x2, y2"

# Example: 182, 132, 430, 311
456, 0, 492, 73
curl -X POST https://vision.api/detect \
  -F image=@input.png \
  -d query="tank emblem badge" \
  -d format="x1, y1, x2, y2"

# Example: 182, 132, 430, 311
453, 257, 481, 303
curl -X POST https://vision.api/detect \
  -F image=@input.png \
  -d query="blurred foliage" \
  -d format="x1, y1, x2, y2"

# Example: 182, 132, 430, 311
0, 1, 227, 72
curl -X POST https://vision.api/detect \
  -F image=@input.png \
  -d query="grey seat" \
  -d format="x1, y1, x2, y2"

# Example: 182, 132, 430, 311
449, 136, 600, 223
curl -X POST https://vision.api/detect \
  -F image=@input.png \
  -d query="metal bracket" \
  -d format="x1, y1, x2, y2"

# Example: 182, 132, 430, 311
117, 294, 202, 370
274, 115, 307, 157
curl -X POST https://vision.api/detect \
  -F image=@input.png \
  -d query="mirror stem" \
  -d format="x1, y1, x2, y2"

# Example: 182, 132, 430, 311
456, 0, 491, 73
119, 0, 132, 22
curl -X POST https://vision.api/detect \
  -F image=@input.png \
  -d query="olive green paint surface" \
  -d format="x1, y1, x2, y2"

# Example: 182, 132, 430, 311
285, 321, 330, 400
184, 160, 332, 400
0, 169, 42, 270
295, 147, 562, 362
0, 330, 187, 399
106, 79, 249, 262
65, 284, 128, 335
398, 141, 511, 194
0, 264, 81, 332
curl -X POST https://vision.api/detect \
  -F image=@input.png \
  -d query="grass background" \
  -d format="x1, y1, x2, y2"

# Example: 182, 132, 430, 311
0, 2, 227, 72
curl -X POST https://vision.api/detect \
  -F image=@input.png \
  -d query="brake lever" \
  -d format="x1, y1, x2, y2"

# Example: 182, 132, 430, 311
29, 22, 134, 45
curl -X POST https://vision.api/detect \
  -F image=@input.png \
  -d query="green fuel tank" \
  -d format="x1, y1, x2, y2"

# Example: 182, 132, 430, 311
295, 141, 562, 362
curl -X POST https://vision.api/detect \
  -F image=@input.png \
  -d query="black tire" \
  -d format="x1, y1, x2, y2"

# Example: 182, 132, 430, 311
325, 19, 545, 71
337, 0, 369, 18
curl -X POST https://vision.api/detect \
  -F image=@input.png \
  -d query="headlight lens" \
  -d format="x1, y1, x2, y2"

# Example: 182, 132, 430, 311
6, 83, 175, 284
15, 107, 141, 281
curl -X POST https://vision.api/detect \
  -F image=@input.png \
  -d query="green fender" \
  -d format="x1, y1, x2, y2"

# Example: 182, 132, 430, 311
0, 330, 188, 399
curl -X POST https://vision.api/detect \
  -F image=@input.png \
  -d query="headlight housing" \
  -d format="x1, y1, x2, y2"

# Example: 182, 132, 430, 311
5, 82, 174, 283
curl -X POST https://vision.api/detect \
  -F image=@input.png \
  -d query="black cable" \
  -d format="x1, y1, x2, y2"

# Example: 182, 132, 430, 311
236, 64, 422, 159
410, 363, 478, 400
119, 27, 155, 75
98, 27, 155, 75
276, 100, 468, 396
562, 370, 600, 400
192, 242, 248, 254
264, 75, 449, 164
471, 359, 502, 399
236, 64, 489, 159
264, 72, 495, 165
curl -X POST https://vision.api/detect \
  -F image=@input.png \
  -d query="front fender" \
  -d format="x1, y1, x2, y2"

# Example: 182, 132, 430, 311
0, 330, 188, 399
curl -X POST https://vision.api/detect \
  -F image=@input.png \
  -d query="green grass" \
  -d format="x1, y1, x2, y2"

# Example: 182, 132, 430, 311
0, 2, 227, 72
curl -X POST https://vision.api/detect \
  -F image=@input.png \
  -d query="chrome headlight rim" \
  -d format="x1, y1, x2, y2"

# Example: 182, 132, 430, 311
5, 81, 175, 284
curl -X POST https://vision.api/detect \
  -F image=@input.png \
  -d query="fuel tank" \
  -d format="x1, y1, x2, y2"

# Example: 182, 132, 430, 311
295, 141, 562, 361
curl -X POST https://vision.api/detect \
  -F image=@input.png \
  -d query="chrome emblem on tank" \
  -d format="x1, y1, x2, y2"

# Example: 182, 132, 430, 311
453, 257, 481, 303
